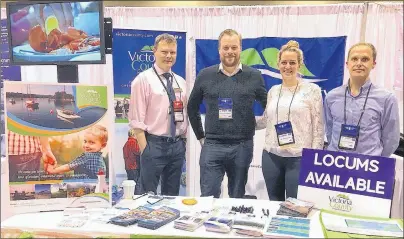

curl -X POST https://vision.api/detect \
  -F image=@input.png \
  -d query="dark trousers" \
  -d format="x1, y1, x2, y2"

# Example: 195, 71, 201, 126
137, 134, 185, 196
126, 169, 140, 193
262, 150, 301, 201
200, 139, 253, 198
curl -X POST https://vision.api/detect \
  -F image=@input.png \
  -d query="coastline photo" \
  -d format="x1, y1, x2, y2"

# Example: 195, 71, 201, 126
5, 84, 107, 130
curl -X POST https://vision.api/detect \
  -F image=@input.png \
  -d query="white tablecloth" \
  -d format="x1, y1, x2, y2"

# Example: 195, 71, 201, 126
1, 197, 325, 238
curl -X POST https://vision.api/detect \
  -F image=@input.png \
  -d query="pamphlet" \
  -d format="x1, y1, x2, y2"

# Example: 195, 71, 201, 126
263, 216, 311, 238
321, 210, 403, 237
174, 211, 211, 232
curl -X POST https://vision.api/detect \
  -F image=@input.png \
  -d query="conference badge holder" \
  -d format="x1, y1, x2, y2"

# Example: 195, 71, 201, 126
218, 98, 233, 120
173, 100, 184, 122
275, 121, 295, 146
338, 124, 360, 150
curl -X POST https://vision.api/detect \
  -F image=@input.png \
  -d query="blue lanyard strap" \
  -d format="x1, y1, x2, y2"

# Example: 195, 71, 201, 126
152, 66, 181, 102
344, 81, 372, 126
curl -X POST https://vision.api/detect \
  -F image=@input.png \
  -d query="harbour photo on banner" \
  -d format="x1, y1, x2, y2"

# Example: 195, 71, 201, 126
4, 82, 112, 214
112, 29, 187, 195
195, 36, 346, 198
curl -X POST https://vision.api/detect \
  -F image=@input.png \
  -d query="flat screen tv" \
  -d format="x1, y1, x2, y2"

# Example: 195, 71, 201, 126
6, 0, 105, 65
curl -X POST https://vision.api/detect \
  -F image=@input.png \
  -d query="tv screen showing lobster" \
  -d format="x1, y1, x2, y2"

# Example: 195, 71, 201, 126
6, 1, 105, 65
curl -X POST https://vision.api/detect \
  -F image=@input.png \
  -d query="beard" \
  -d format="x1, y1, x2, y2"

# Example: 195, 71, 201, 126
221, 54, 240, 67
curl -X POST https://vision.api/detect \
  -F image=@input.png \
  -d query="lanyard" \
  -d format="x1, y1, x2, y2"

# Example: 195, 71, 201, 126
276, 82, 299, 124
344, 82, 372, 126
152, 66, 182, 102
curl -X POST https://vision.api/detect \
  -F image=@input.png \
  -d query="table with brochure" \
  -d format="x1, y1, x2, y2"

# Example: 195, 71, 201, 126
0, 196, 329, 238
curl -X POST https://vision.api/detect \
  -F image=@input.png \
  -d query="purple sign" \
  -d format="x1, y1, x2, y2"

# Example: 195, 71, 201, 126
299, 148, 396, 200
1, 19, 21, 87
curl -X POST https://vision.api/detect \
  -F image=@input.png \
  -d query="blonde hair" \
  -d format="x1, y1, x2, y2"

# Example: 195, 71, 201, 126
218, 29, 242, 49
278, 40, 304, 66
347, 42, 377, 61
154, 33, 177, 50
85, 125, 108, 145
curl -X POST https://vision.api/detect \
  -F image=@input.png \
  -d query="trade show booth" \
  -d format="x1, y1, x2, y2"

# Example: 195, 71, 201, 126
1, 1, 403, 238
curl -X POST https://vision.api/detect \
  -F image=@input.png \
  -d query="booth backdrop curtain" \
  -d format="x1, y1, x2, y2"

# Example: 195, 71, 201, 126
365, 2, 403, 132
1, 3, 402, 199
365, 2, 403, 219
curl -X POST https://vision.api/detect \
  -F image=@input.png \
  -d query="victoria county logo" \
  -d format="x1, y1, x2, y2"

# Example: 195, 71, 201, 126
240, 47, 327, 82
140, 45, 154, 52
329, 194, 353, 212
128, 45, 155, 73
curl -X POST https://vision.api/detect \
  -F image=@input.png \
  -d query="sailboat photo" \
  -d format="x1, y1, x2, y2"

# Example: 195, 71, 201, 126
25, 85, 39, 108
56, 86, 81, 121
56, 108, 81, 119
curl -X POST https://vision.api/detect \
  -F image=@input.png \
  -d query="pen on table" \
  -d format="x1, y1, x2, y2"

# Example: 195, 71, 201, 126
133, 193, 148, 200
147, 198, 164, 205
40, 209, 64, 212
115, 207, 130, 210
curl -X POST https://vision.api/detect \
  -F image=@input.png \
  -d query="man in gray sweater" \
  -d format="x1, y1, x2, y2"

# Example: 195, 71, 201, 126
187, 29, 267, 198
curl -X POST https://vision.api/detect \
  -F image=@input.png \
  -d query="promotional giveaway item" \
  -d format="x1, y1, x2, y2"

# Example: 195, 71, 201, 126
263, 216, 311, 238
277, 197, 315, 218
174, 211, 211, 232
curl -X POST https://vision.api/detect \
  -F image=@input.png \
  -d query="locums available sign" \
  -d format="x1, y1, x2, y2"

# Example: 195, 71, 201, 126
306, 152, 385, 195
299, 149, 396, 200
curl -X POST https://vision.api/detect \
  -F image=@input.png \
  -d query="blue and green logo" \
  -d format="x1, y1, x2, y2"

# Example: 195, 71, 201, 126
240, 47, 326, 82
329, 193, 353, 212
140, 45, 154, 52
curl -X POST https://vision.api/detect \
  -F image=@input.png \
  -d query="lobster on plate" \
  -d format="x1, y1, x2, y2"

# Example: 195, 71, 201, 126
28, 25, 100, 53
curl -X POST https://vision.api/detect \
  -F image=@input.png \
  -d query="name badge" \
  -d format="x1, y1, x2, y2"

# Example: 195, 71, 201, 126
338, 124, 360, 150
275, 121, 295, 146
218, 98, 233, 120
173, 100, 184, 122
174, 87, 182, 93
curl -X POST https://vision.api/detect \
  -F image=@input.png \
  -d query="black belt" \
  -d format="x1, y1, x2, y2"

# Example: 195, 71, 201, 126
205, 138, 252, 144
146, 133, 182, 143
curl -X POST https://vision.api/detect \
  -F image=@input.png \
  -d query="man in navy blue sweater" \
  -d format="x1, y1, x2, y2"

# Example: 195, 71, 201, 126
187, 29, 267, 198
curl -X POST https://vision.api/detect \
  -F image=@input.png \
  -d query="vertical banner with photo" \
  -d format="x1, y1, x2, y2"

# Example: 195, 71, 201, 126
112, 29, 187, 195
4, 82, 112, 214
112, 28, 186, 123
1, 19, 21, 158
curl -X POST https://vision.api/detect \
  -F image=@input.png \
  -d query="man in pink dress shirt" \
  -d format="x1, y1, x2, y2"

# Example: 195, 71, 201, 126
128, 33, 188, 196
